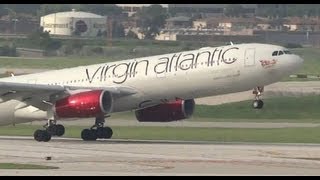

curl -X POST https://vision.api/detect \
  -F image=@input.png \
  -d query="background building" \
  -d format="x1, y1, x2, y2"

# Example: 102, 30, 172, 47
116, 4, 168, 17
40, 9, 107, 37
168, 4, 257, 17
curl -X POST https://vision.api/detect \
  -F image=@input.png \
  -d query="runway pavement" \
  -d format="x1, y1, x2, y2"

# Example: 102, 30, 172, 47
0, 136, 320, 175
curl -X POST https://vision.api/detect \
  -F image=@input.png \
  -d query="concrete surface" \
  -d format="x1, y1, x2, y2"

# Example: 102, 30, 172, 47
0, 136, 320, 176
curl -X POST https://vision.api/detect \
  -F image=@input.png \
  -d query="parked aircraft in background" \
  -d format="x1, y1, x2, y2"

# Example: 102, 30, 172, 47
0, 43, 303, 142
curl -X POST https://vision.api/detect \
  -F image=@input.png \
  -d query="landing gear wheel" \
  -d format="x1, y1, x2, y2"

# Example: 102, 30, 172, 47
47, 125, 57, 135
47, 124, 65, 136
104, 127, 113, 139
252, 86, 264, 109
81, 116, 113, 141
34, 130, 52, 142
43, 131, 51, 142
55, 124, 65, 136
96, 127, 107, 139
96, 127, 113, 139
34, 130, 43, 142
33, 120, 64, 142
253, 100, 264, 109
81, 129, 97, 141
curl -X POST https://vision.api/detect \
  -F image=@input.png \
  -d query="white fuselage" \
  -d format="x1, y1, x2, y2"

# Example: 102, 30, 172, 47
0, 43, 303, 125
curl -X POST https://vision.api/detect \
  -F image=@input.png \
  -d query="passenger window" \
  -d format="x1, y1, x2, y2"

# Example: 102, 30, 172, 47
272, 51, 278, 56
278, 51, 284, 55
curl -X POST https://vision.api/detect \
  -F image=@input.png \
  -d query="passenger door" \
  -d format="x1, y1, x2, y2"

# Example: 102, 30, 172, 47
244, 48, 255, 67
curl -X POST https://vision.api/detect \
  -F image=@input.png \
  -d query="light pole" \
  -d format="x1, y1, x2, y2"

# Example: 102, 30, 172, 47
12, 18, 18, 34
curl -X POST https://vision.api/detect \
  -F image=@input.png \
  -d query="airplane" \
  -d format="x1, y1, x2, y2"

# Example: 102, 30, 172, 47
0, 43, 303, 142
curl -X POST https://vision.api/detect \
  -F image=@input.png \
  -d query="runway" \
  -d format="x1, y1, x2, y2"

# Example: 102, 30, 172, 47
1, 136, 320, 175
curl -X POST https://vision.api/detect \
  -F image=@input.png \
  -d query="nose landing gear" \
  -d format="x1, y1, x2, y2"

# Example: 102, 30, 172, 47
252, 86, 264, 109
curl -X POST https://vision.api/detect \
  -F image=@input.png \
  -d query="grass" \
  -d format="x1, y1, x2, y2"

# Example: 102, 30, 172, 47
109, 126, 320, 143
0, 57, 113, 69
282, 77, 320, 81
1, 125, 320, 143
192, 95, 320, 122
28, 95, 320, 123
291, 47, 320, 75
0, 163, 58, 169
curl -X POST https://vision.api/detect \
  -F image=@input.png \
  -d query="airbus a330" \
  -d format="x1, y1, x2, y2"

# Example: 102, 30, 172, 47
0, 43, 303, 142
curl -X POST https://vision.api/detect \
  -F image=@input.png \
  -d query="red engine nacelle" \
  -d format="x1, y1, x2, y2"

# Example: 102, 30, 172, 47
135, 99, 195, 122
53, 90, 113, 118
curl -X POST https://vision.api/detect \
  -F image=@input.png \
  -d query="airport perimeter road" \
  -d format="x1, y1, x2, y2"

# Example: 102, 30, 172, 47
0, 136, 320, 176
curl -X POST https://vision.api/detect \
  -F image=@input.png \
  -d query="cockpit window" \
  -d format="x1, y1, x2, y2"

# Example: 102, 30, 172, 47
278, 51, 284, 55
273, 50, 292, 56
284, 50, 292, 54
272, 51, 278, 56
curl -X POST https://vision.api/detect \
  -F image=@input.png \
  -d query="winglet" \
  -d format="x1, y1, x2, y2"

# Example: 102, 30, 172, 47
230, 41, 234, 45
10, 73, 15, 77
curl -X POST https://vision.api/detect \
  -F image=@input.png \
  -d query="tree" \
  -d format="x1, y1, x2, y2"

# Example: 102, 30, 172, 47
78, 4, 122, 16
37, 4, 71, 17
27, 27, 61, 52
257, 4, 320, 18
112, 22, 125, 38
0, 5, 6, 17
126, 30, 139, 39
135, 4, 168, 39
0, 4, 40, 18
224, 4, 245, 17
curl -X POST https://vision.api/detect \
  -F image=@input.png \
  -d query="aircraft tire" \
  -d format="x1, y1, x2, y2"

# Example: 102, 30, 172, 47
253, 100, 264, 109
55, 124, 65, 136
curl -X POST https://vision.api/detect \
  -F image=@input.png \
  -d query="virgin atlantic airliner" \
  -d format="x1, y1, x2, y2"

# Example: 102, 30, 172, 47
0, 43, 303, 142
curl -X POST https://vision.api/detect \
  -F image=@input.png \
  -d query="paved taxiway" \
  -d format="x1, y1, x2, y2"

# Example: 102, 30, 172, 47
1, 136, 320, 175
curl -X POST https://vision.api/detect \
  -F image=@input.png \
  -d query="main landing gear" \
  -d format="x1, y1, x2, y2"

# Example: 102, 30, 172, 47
34, 120, 65, 142
252, 86, 264, 109
81, 116, 113, 141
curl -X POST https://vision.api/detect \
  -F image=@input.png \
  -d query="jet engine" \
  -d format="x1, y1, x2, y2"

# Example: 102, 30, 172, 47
53, 90, 113, 118
135, 99, 195, 122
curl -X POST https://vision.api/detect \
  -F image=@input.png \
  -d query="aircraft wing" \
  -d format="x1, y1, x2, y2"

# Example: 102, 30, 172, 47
0, 81, 137, 111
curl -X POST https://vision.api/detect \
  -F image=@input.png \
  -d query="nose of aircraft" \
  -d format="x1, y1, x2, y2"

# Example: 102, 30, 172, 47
278, 54, 304, 78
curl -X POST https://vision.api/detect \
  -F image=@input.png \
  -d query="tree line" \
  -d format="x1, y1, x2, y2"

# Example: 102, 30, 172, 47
0, 4, 122, 17
2, 4, 320, 40
2, 4, 320, 19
